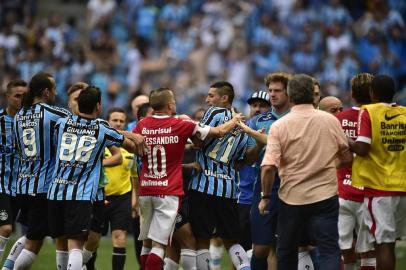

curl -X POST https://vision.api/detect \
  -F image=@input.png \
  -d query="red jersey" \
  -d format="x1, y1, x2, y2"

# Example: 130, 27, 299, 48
357, 106, 406, 197
336, 107, 364, 202
134, 115, 198, 196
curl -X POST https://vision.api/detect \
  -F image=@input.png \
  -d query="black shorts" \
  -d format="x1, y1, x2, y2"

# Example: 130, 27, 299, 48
0, 193, 20, 226
175, 195, 189, 230
189, 190, 240, 240
102, 192, 132, 235
48, 200, 93, 240
24, 194, 50, 240
14, 195, 29, 226
238, 203, 252, 250
90, 199, 106, 234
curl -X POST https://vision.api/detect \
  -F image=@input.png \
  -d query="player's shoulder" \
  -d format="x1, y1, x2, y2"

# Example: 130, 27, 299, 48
43, 104, 71, 116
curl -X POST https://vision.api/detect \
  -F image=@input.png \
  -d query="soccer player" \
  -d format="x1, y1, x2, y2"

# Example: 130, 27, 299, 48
336, 73, 376, 270
13, 73, 71, 269
47, 86, 138, 270
127, 95, 150, 131
350, 75, 406, 270
0, 80, 28, 270
188, 81, 253, 270
133, 87, 242, 270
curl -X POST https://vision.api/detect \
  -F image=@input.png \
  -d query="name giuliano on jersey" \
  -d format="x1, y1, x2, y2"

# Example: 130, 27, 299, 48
190, 107, 253, 199
14, 103, 69, 194
0, 109, 18, 196
47, 115, 124, 201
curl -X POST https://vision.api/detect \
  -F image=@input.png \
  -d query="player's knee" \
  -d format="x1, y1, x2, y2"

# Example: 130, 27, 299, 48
0, 224, 12, 237
253, 244, 271, 258
112, 230, 126, 247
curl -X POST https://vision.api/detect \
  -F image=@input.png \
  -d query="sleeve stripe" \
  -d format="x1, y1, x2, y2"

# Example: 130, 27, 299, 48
356, 136, 371, 144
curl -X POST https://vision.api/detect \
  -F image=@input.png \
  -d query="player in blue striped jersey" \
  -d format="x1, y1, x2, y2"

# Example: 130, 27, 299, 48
189, 81, 254, 270
13, 73, 71, 270
0, 80, 27, 267
47, 86, 140, 270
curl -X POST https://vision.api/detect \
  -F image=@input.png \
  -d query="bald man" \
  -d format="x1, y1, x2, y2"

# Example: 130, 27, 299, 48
319, 96, 343, 116
127, 95, 149, 131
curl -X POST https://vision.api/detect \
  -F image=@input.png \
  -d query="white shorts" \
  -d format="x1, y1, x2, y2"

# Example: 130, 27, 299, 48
363, 196, 406, 244
138, 195, 179, 245
338, 198, 364, 250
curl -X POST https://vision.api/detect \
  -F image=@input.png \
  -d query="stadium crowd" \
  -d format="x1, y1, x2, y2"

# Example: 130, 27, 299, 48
0, 1, 405, 270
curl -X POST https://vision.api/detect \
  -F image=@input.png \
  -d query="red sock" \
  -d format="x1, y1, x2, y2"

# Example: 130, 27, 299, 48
145, 252, 164, 270
360, 267, 375, 270
140, 254, 149, 269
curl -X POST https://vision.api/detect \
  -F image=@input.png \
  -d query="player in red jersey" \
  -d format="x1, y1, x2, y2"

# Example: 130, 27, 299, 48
336, 73, 376, 270
133, 87, 242, 270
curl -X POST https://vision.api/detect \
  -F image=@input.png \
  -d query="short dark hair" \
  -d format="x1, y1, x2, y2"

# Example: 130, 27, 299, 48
137, 103, 152, 121
371, 75, 396, 103
6, 79, 27, 95
23, 72, 54, 108
351, 73, 373, 105
287, 74, 314, 105
107, 107, 127, 121
149, 87, 173, 111
209, 81, 235, 104
78, 86, 101, 114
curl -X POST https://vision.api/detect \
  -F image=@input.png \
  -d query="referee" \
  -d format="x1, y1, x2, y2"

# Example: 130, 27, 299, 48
103, 107, 138, 270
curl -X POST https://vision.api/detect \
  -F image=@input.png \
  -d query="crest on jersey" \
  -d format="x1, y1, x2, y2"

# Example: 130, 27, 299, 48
0, 210, 8, 221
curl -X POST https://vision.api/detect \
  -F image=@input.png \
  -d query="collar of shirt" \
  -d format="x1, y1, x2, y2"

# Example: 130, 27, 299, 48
290, 104, 315, 112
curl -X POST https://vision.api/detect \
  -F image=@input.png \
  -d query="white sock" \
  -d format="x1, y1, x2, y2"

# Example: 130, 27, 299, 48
196, 249, 210, 270
344, 263, 356, 270
0, 235, 9, 262
209, 244, 223, 270
164, 257, 179, 270
228, 244, 250, 270
180, 249, 197, 270
82, 248, 93, 264
67, 249, 82, 270
14, 249, 36, 270
56, 250, 69, 270
150, 247, 165, 259
2, 236, 26, 270
298, 251, 314, 270
361, 258, 376, 266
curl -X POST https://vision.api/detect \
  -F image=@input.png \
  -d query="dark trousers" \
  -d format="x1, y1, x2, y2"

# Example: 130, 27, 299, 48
277, 196, 340, 270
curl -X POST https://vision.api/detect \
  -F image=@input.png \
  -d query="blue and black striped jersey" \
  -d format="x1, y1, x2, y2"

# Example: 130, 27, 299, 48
189, 107, 253, 199
47, 115, 124, 201
0, 109, 18, 195
14, 103, 70, 194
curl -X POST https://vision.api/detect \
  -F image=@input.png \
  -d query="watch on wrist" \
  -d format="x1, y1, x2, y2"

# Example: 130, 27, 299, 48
261, 192, 270, 199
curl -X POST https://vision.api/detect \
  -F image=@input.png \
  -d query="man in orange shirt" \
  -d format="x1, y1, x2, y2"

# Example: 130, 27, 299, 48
259, 74, 352, 270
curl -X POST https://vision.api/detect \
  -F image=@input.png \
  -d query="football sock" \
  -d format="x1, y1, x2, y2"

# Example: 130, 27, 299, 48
82, 248, 93, 265
67, 249, 82, 270
196, 249, 211, 270
56, 250, 69, 270
164, 257, 179, 270
298, 251, 314, 270
140, 246, 151, 269
2, 236, 26, 270
228, 244, 251, 270
250, 254, 267, 270
180, 249, 197, 270
14, 249, 36, 270
209, 244, 223, 270
145, 247, 164, 270
344, 263, 356, 270
360, 258, 376, 270
0, 235, 9, 262
112, 247, 126, 270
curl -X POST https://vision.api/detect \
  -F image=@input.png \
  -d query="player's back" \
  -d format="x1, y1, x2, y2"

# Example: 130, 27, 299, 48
0, 109, 18, 195
191, 107, 250, 199
134, 115, 197, 196
14, 103, 69, 194
48, 115, 124, 201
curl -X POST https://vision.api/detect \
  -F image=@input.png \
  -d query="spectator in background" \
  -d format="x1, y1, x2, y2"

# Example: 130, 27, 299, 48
87, 0, 116, 29
127, 94, 149, 132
